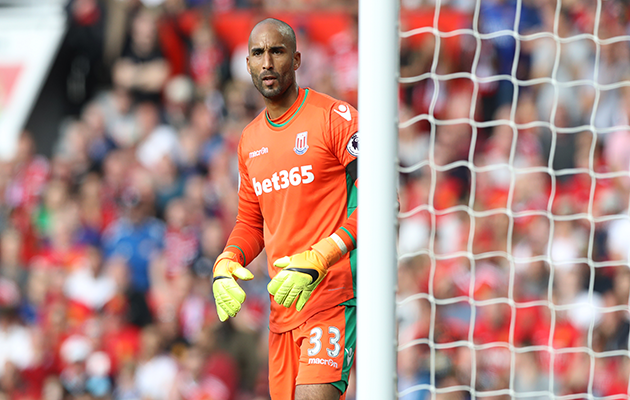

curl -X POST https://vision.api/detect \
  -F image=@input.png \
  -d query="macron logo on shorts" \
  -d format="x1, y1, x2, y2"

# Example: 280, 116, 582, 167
308, 358, 339, 368
249, 147, 268, 159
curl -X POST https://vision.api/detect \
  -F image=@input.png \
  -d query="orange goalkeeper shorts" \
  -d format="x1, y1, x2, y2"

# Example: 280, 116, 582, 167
268, 303, 356, 400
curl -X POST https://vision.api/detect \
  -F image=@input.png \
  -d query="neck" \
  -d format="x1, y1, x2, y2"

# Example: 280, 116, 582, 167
264, 84, 299, 120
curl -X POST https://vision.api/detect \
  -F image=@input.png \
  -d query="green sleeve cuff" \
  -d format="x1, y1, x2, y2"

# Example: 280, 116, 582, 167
225, 245, 247, 265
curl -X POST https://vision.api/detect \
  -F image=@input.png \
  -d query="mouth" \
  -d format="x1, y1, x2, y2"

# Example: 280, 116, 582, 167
261, 75, 278, 87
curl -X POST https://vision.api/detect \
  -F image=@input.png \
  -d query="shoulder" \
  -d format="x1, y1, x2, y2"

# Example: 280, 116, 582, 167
305, 88, 342, 110
243, 109, 266, 133
305, 89, 357, 122
238, 110, 266, 150
241, 109, 266, 139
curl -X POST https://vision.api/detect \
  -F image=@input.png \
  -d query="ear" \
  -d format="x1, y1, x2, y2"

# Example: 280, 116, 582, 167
293, 51, 301, 71
246, 56, 251, 75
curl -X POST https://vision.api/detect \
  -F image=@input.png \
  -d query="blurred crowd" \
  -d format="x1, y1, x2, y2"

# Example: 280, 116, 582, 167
397, 0, 630, 398
1, 0, 630, 399
1, 0, 358, 399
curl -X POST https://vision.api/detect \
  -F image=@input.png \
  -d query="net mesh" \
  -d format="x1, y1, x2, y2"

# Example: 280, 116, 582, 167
396, 0, 630, 399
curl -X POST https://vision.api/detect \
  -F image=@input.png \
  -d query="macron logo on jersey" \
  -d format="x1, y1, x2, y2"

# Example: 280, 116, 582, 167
333, 104, 352, 121
249, 147, 268, 159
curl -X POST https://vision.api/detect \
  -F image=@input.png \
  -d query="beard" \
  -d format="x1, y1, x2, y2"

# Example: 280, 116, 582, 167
252, 72, 293, 100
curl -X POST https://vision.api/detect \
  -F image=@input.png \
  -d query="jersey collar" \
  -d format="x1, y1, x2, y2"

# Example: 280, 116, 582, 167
265, 88, 309, 128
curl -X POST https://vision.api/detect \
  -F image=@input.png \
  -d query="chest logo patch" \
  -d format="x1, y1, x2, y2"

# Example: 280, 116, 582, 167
294, 131, 309, 155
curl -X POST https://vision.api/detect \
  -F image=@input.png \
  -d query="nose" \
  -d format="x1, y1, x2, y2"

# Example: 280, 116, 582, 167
262, 51, 273, 70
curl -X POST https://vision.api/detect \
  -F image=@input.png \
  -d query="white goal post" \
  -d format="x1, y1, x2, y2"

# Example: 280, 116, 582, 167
357, 0, 630, 399
356, 0, 400, 398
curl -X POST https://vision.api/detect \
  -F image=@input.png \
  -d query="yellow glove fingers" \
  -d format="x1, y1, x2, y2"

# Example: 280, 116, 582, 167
272, 279, 293, 307
268, 269, 314, 308
273, 256, 291, 268
274, 276, 304, 308
215, 300, 229, 322
216, 278, 247, 304
232, 266, 254, 281
212, 253, 255, 322
267, 271, 284, 296
267, 271, 293, 304
267, 256, 292, 297
268, 243, 334, 311
213, 278, 247, 317
268, 270, 299, 307
295, 289, 314, 311
284, 285, 305, 308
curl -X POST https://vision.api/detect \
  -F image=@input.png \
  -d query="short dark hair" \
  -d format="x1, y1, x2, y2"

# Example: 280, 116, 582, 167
250, 18, 297, 53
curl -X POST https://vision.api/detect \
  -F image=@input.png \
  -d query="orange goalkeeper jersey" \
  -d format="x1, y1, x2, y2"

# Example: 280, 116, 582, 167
231, 87, 358, 333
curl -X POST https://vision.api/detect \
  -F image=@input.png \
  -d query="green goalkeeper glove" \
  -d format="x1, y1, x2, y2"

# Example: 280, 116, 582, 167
268, 236, 344, 311
213, 251, 254, 322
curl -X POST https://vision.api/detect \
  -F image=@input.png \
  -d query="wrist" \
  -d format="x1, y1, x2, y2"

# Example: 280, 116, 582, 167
311, 235, 346, 267
213, 251, 240, 273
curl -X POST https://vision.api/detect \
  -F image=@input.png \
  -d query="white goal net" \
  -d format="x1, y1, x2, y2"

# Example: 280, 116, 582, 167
395, 0, 630, 399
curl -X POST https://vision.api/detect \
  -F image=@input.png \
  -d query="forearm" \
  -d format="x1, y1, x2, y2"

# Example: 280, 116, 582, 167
331, 163, 358, 254
331, 208, 357, 254
224, 219, 265, 266
112, 59, 169, 92
135, 61, 170, 91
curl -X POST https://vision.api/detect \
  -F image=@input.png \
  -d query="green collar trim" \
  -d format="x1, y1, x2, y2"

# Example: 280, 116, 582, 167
265, 88, 309, 128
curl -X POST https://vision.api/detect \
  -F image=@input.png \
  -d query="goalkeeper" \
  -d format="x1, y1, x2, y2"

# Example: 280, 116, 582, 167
212, 18, 358, 400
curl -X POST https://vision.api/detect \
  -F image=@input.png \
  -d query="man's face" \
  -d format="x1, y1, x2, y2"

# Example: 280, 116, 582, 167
247, 23, 300, 100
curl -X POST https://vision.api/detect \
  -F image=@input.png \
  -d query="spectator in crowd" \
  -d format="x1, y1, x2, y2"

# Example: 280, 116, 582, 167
112, 7, 171, 104
295, 26, 331, 91
134, 325, 178, 399
101, 185, 165, 326
189, 21, 230, 96
157, 0, 201, 78
328, 16, 358, 106
0, 300, 34, 382
163, 75, 196, 130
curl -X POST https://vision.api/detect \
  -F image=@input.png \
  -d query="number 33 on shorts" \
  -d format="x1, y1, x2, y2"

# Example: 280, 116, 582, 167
300, 305, 356, 388
268, 305, 356, 396
308, 326, 342, 359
